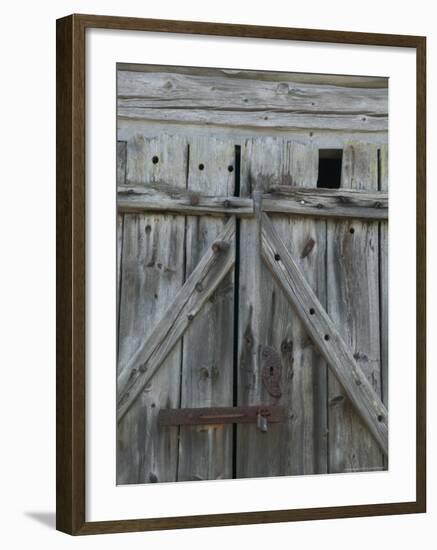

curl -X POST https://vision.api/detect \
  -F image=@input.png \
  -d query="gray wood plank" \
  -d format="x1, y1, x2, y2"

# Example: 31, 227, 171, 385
117, 135, 187, 484
118, 64, 388, 89
117, 184, 387, 220
116, 141, 126, 363
118, 119, 389, 148
118, 69, 388, 134
326, 142, 386, 472
118, 71, 387, 114
117, 218, 236, 421
261, 213, 388, 455
117, 69, 387, 134
262, 187, 388, 220
117, 184, 253, 217
119, 107, 387, 133
177, 138, 236, 482
237, 138, 327, 478
379, 145, 389, 407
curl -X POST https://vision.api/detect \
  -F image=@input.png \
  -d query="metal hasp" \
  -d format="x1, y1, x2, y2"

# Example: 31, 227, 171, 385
158, 406, 287, 427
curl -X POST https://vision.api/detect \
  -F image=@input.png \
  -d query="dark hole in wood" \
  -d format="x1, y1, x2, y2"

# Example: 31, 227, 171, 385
350, 227, 355, 234
228, 165, 234, 172
152, 155, 159, 164
317, 149, 343, 189
199, 163, 205, 170
309, 308, 315, 315
324, 334, 330, 341
377, 414, 384, 422
145, 224, 152, 234
274, 253, 281, 261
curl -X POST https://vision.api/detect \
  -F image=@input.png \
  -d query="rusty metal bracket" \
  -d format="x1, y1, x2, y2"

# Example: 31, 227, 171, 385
158, 405, 286, 427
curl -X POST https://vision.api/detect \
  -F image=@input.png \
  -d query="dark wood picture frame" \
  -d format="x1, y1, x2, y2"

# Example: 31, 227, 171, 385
56, 13, 426, 535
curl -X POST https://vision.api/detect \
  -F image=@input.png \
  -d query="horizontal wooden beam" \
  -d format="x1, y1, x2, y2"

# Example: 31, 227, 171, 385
118, 185, 253, 217
118, 108, 387, 133
118, 69, 388, 132
118, 185, 388, 220
263, 186, 388, 220
117, 218, 236, 422
118, 64, 388, 89
260, 213, 388, 455
158, 406, 287, 426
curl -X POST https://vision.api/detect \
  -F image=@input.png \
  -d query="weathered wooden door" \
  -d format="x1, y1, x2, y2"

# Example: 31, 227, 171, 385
116, 134, 388, 484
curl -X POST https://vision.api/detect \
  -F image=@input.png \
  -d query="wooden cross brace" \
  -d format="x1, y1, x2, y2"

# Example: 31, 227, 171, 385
260, 213, 388, 455
117, 199, 388, 456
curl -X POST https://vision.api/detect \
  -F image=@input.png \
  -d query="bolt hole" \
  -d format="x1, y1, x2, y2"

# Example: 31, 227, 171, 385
198, 163, 205, 170
350, 227, 355, 234
274, 253, 281, 261
377, 414, 384, 422
309, 308, 315, 315
228, 165, 234, 172
152, 156, 159, 164
324, 334, 330, 341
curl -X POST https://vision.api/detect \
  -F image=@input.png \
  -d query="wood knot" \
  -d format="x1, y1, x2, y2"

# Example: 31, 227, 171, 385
281, 340, 293, 354
189, 194, 200, 206
301, 238, 315, 259
199, 367, 209, 380
330, 395, 345, 405
212, 240, 230, 253
276, 82, 289, 94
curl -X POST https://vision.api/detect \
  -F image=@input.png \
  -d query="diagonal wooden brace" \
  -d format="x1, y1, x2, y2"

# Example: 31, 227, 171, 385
117, 217, 236, 422
260, 213, 388, 455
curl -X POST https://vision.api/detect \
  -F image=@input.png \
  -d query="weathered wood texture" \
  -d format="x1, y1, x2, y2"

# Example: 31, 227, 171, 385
118, 120, 388, 150
380, 145, 389, 408
262, 187, 388, 220
237, 137, 328, 478
326, 142, 386, 472
261, 214, 388, 455
117, 184, 253, 217
118, 184, 388, 220
118, 64, 389, 88
116, 67, 389, 484
118, 69, 388, 132
116, 141, 126, 361
177, 138, 236, 482
117, 218, 236, 420
117, 135, 187, 484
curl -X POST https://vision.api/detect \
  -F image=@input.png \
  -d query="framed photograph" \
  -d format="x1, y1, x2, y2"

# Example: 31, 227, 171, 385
56, 14, 426, 535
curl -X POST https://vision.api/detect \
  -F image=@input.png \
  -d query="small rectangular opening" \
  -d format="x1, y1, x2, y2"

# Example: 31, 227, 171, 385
317, 149, 343, 189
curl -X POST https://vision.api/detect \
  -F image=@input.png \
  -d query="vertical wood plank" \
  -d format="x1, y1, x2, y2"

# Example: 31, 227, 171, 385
177, 138, 235, 481
379, 145, 389, 408
326, 141, 385, 473
117, 135, 187, 484
237, 137, 327, 478
117, 141, 126, 361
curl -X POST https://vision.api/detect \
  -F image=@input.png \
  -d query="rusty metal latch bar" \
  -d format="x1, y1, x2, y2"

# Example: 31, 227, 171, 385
158, 405, 286, 427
